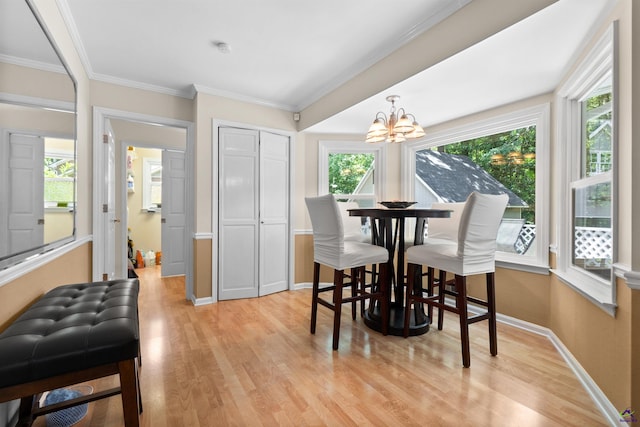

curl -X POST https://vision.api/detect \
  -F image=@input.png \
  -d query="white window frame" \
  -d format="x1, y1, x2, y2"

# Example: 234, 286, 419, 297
554, 23, 617, 315
318, 140, 387, 203
43, 144, 75, 209
401, 104, 551, 274
142, 157, 162, 211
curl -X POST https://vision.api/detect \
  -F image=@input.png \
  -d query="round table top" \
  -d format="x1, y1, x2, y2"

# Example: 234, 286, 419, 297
348, 207, 451, 219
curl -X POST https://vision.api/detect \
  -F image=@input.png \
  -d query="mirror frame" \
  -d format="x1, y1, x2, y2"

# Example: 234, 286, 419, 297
0, 0, 78, 271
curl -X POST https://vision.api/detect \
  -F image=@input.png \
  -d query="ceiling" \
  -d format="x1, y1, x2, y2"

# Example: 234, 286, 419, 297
2, 0, 615, 135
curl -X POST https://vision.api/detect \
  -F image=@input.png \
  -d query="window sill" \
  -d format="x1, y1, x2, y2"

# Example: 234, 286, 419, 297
550, 268, 617, 316
45, 207, 74, 212
495, 258, 549, 275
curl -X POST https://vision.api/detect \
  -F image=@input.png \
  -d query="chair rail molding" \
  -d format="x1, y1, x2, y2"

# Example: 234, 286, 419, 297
623, 269, 640, 290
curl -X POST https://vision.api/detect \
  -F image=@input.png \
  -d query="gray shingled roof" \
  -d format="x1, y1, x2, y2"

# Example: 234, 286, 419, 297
415, 150, 527, 207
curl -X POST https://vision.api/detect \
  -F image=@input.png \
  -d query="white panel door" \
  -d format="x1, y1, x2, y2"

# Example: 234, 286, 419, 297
218, 127, 260, 300
103, 119, 116, 280
258, 131, 289, 296
161, 150, 186, 277
7, 133, 44, 254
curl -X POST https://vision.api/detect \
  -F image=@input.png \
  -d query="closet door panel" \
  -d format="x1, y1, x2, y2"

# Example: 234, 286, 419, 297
259, 131, 289, 296
218, 128, 259, 300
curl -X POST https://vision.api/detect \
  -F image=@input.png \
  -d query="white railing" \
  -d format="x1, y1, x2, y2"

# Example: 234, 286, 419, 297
574, 226, 612, 260
512, 224, 612, 260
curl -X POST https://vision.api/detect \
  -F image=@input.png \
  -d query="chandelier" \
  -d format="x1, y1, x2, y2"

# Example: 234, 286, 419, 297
366, 95, 425, 143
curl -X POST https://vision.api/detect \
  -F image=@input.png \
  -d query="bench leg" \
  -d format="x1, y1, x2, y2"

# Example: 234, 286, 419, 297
119, 359, 140, 427
17, 395, 36, 427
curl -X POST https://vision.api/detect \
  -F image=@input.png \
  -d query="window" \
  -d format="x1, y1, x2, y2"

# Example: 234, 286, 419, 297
44, 137, 75, 208
318, 140, 387, 207
402, 104, 550, 272
142, 157, 162, 210
556, 23, 617, 312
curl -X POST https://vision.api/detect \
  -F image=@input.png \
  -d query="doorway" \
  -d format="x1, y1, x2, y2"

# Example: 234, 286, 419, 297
93, 107, 194, 299
125, 146, 186, 278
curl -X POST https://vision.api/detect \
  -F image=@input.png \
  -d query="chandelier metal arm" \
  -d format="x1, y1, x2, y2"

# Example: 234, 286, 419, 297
366, 95, 424, 143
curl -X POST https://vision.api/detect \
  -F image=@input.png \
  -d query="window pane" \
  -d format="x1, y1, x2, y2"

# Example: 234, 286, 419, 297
43, 138, 75, 206
415, 126, 536, 256
328, 153, 374, 195
572, 182, 612, 280
44, 179, 74, 204
582, 77, 612, 178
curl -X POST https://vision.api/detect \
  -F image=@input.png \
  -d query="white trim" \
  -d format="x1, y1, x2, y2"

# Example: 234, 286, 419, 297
0, 235, 90, 287
193, 296, 215, 306
462, 304, 620, 426
92, 107, 195, 300
0, 92, 75, 113
555, 22, 617, 311
624, 270, 640, 290
317, 140, 388, 202
56, 0, 470, 110
401, 103, 551, 270
194, 232, 214, 240
291, 285, 619, 425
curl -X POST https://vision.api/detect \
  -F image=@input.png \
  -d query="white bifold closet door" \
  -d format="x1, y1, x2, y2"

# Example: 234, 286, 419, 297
218, 127, 289, 300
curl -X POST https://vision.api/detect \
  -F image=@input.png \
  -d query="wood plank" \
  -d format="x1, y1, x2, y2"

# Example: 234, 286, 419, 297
52, 266, 606, 427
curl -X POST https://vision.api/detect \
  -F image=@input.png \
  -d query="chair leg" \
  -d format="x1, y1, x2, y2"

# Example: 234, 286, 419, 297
437, 269, 446, 331
426, 267, 434, 324
487, 272, 498, 356
310, 262, 320, 334
358, 266, 367, 316
350, 267, 358, 320
411, 265, 423, 327
403, 263, 416, 338
378, 262, 389, 336
332, 269, 344, 350
455, 275, 471, 368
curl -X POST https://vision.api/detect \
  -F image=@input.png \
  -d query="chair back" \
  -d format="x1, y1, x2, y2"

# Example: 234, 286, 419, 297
427, 201, 466, 241
457, 192, 509, 258
305, 194, 344, 261
337, 201, 368, 242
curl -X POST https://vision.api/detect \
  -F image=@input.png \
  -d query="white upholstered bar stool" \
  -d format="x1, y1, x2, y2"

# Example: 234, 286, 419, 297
306, 195, 389, 350
413, 201, 466, 325
403, 192, 508, 367
338, 201, 377, 315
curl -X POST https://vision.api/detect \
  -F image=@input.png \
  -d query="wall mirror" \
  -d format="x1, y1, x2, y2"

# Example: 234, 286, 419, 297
0, 0, 78, 270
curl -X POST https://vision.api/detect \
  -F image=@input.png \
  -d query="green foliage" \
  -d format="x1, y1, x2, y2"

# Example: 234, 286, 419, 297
44, 156, 75, 202
443, 126, 536, 223
44, 157, 75, 178
44, 180, 74, 203
328, 153, 374, 194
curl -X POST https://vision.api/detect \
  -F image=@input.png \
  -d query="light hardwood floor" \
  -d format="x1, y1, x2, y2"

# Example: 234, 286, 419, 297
44, 266, 608, 426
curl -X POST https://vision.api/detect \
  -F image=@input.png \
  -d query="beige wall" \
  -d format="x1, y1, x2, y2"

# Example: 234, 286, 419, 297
126, 147, 162, 257
1, 0, 638, 414
0, 243, 92, 330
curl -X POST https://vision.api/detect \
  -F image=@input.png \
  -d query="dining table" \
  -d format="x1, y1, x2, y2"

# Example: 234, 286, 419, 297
348, 206, 452, 336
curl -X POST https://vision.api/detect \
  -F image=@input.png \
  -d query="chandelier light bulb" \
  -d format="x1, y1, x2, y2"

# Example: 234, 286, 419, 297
366, 95, 424, 143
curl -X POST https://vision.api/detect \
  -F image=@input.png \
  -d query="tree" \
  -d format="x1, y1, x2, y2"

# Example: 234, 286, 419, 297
443, 126, 536, 222
328, 153, 374, 195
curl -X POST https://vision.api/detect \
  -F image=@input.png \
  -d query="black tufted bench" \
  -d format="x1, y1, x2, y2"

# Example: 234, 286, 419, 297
0, 279, 141, 427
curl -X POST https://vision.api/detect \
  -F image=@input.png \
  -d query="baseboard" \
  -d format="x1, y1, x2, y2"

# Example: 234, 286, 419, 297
293, 284, 620, 424
193, 296, 215, 306
466, 304, 620, 426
